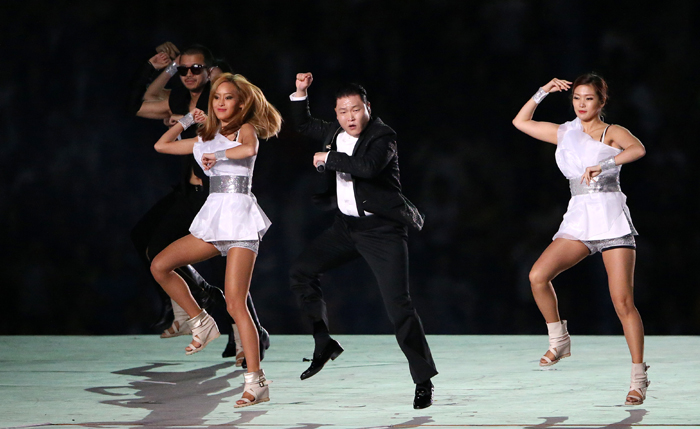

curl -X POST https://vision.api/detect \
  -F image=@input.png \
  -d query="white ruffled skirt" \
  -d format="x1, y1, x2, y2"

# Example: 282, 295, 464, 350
553, 192, 637, 241
190, 193, 271, 242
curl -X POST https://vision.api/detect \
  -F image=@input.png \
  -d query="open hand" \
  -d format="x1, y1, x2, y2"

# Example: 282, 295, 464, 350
543, 78, 572, 93
580, 165, 602, 186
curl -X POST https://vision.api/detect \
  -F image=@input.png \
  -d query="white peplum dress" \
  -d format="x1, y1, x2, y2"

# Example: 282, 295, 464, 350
189, 132, 271, 255
553, 118, 637, 242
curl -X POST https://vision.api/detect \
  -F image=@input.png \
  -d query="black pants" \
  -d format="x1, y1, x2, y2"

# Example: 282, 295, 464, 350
290, 213, 437, 384
131, 183, 261, 331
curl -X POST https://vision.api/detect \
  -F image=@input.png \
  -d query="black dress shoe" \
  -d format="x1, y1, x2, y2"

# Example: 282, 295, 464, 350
413, 383, 434, 409
300, 339, 344, 380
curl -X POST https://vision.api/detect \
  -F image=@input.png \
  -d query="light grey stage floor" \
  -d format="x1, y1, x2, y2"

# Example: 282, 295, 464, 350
1, 335, 698, 429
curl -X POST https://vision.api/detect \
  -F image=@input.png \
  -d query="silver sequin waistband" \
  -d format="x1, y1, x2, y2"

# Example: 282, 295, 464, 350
210, 176, 251, 194
569, 174, 621, 196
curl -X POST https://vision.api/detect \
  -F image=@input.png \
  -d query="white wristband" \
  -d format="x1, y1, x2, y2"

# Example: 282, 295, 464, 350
164, 61, 178, 77
532, 87, 549, 104
215, 150, 228, 161
178, 112, 195, 130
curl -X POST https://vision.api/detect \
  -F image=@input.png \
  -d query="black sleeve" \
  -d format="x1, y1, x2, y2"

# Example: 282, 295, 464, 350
290, 98, 336, 143
127, 61, 161, 115
325, 135, 396, 179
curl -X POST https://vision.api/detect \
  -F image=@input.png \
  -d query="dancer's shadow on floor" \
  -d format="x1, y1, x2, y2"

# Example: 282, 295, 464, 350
524, 408, 648, 429
85, 362, 267, 427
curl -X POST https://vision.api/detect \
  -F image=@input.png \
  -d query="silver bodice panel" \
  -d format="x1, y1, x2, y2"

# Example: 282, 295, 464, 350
210, 176, 251, 195
569, 173, 621, 196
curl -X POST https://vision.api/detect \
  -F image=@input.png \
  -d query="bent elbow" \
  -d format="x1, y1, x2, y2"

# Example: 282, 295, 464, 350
154, 142, 165, 153
638, 145, 646, 159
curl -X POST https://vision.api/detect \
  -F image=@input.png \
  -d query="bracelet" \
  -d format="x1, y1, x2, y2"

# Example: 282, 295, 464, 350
599, 156, 617, 171
214, 150, 228, 161
164, 61, 178, 77
532, 87, 549, 104
178, 112, 195, 130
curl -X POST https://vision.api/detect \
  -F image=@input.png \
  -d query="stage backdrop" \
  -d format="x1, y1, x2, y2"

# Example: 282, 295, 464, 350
2, 0, 698, 335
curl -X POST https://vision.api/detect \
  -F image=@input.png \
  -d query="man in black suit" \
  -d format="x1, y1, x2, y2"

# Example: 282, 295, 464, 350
289, 72, 437, 409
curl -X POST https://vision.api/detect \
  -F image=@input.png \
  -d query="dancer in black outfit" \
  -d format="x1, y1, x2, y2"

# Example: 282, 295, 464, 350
288, 72, 438, 409
129, 42, 269, 363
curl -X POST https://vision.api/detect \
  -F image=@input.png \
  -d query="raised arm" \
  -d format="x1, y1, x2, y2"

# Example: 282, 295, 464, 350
153, 109, 206, 155
201, 123, 259, 170
290, 72, 336, 142
136, 63, 174, 119
512, 78, 572, 144
581, 125, 646, 184
136, 42, 181, 119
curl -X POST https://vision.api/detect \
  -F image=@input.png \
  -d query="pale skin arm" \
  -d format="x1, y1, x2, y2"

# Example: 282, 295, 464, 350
581, 125, 646, 184
201, 123, 259, 170
512, 78, 572, 144
153, 108, 206, 155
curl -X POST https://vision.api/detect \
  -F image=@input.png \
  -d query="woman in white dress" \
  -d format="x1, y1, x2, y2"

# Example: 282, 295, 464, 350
512, 74, 649, 405
151, 73, 281, 408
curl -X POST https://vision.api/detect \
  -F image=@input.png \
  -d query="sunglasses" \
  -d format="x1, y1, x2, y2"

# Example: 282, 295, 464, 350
177, 64, 208, 76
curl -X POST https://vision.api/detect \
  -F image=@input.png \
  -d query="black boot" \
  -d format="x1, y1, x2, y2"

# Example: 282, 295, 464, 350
241, 325, 271, 368
222, 326, 238, 359
151, 292, 174, 330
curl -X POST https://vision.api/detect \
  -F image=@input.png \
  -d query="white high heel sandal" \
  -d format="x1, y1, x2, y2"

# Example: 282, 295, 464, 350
625, 363, 650, 405
160, 299, 192, 338
185, 309, 220, 355
232, 324, 245, 367
540, 320, 571, 367
234, 369, 271, 408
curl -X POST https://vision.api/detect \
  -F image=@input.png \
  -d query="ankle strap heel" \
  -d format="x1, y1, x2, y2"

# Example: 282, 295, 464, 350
540, 320, 571, 367
234, 369, 271, 408
185, 309, 220, 356
626, 363, 650, 405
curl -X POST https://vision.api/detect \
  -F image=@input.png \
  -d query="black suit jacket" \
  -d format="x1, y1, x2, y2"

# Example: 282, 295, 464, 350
291, 98, 424, 230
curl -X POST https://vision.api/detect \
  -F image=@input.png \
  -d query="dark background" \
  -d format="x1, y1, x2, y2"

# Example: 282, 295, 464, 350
2, 0, 698, 336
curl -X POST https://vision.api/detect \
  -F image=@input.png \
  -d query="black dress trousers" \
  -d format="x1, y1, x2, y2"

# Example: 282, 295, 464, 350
290, 213, 438, 384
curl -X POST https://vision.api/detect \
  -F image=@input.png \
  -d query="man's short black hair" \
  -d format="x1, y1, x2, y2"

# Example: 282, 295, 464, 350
180, 44, 214, 67
335, 83, 368, 104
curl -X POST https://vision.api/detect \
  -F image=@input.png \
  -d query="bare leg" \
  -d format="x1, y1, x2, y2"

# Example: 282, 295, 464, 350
601, 247, 645, 400
150, 234, 219, 348
529, 238, 590, 363
222, 247, 260, 405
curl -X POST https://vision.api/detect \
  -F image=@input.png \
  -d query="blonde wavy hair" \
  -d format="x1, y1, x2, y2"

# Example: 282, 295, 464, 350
199, 73, 282, 141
